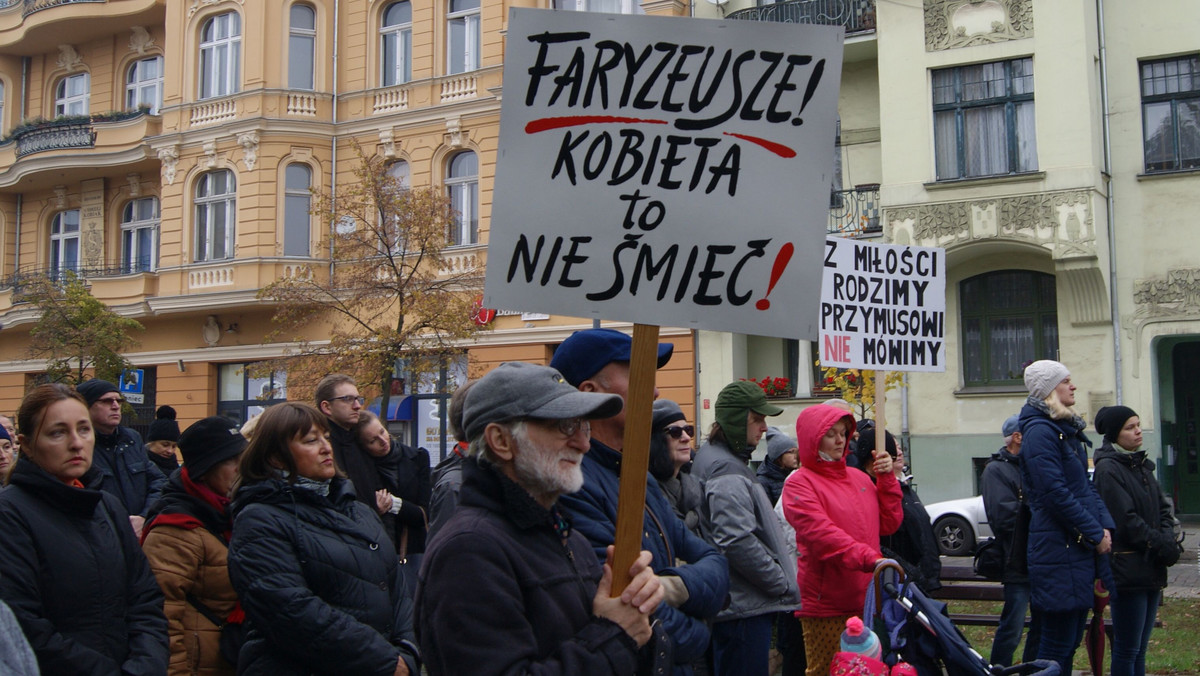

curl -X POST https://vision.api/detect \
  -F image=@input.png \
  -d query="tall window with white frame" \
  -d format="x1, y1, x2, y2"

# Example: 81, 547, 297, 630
121, 197, 159, 273
126, 56, 163, 113
288, 4, 316, 90
1140, 54, 1200, 173
381, 1, 412, 87
199, 12, 241, 99
447, 0, 480, 75
55, 73, 89, 116
49, 210, 80, 277
382, 160, 410, 253
932, 57, 1037, 181
283, 163, 312, 257
960, 270, 1058, 388
445, 152, 477, 246
195, 170, 236, 262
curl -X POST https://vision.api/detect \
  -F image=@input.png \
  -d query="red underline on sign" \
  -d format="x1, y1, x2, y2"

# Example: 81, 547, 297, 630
722, 132, 796, 159
525, 116, 669, 133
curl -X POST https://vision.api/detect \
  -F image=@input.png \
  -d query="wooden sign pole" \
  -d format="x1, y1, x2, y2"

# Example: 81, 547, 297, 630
611, 323, 660, 594
874, 370, 887, 465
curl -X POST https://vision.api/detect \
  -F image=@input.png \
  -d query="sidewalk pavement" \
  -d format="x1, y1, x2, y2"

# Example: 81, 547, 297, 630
1164, 517, 1199, 599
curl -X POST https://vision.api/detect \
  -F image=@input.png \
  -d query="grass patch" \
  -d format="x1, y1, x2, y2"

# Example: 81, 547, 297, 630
945, 597, 1199, 675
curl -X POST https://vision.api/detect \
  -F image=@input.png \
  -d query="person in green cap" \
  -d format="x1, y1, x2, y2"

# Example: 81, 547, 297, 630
692, 380, 801, 676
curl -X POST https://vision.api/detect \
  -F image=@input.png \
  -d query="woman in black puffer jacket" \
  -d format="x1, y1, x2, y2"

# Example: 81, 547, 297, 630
1092, 406, 1182, 676
227, 402, 419, 676
0, 384, 168, 675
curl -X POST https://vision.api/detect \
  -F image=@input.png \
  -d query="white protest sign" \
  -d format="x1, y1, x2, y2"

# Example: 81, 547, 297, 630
484, 9, 844, 340
819, 236, 946, 372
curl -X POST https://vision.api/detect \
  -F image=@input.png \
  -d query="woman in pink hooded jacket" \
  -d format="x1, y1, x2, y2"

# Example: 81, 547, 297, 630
781, 404, 903, 676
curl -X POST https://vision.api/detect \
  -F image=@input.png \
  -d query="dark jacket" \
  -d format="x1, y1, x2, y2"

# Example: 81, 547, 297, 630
327, 422, 384, 510
1092, 442, 1180, 591
1019, 403, 1115, 612
417, 456, 642, 675
92, 425, 167, 517
147, 447, 181, 477
693, 439, 800, 621
0, 457, 168, 675
754, 459, 790, 507
980, 448, 1028, 584
227, 476, 419, 676
427, 446, 464, 542
657, 467, 703, 536
559, 440, 730, 673
375, 439, 431, 556
881, 478, 942, 592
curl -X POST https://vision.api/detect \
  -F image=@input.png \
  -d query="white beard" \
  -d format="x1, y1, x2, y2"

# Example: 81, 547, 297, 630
511, 425, 585, 498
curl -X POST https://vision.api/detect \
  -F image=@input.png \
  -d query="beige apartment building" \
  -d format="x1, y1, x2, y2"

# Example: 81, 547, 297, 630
0, 0, 699, 458
691, 0, 1200, 515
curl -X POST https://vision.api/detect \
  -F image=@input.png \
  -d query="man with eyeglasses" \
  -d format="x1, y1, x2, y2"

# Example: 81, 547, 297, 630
552, 328, 730, 676
76, 379, 168, 535
416, 361, 667, 675
315, 374, 391, 519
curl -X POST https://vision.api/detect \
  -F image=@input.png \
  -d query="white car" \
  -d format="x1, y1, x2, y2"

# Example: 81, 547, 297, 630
925, 496, 992, 556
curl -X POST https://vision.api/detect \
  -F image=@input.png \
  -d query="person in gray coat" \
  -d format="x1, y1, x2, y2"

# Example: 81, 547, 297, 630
693, 380, 800, 676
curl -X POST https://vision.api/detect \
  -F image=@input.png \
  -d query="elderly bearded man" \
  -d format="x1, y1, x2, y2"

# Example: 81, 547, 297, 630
416, 362, 667, 675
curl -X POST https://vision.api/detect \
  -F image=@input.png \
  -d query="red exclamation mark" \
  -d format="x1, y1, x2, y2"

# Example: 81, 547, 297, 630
756, 243, 794, 311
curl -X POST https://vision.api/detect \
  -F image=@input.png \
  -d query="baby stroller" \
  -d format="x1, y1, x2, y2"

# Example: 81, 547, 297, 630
863, 560, 1059, 676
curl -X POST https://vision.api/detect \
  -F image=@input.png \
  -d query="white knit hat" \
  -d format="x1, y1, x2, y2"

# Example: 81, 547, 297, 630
1024, 360, 1070, 400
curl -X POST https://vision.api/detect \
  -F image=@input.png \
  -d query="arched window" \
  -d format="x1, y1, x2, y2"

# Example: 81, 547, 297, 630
446, 151, 477, 246
195, 170, 236, 261
199, 12, 241, 99
960, 270, 1059, 387
49, 210, 80, 277
381, 2, 412, 86
121, 197, 159, 273
447, 0, 479, 75
288, 4, 316, 90
284, 163, 312, 256
55, 73, 89, 116
126, 56, 163, 113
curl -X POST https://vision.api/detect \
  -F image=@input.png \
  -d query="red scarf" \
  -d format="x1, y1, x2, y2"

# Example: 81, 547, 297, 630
141, 467, 233, 543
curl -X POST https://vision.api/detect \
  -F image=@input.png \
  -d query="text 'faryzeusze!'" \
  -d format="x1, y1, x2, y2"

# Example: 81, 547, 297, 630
524, 32, 827, 131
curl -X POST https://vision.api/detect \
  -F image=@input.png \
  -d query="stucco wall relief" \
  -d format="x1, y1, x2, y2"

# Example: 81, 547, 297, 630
885, 189, 1094, 260
1124, 268, 1200, 377
188, 0, 244, 19
924, 0, 1033, 51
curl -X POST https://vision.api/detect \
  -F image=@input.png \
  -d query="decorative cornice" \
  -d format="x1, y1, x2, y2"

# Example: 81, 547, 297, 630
886, 189, 1096, 261
924, 0, 1033, 52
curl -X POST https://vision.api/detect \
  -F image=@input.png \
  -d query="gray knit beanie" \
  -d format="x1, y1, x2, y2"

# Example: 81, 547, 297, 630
1023, 360, 1070, 401
765, 426, 797, 462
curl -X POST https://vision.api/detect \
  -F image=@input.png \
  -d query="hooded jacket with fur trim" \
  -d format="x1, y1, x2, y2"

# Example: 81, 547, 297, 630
781, 405, 903, 618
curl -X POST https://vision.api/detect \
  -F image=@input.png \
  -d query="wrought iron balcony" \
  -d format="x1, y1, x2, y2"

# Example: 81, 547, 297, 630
727, 0, 877, 35
2, 265, 143, 300
22, 0, 105, 17
13, 121, 95, 156
828, 184, 881, 237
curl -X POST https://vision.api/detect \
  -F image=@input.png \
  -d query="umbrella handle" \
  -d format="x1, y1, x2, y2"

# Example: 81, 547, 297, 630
871, 559, 905, 617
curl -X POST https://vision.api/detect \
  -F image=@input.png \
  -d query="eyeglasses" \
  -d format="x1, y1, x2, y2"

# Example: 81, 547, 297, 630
539, 418, 590, 438
663, 424, 694, 439
96, 396, 125, 406
328, 395, 366, 406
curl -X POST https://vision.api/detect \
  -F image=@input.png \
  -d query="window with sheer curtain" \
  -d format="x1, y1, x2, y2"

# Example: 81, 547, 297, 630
121, 197, 159, 273
960, 270, 1058, 387
933, 57, 1037, 181
1141, 54, 1200, 173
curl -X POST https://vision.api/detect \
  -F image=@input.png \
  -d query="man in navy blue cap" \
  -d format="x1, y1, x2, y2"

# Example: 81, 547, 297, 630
980, 414, 1040, 666
552, 328, 730, 676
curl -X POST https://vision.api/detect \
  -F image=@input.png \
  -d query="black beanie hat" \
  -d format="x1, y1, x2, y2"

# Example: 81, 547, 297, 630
178, 416, 247, 479
1094, 405, 1138, 443
75, 379, 119, 407
855, 427, 898, 470
147, 405, 181, 443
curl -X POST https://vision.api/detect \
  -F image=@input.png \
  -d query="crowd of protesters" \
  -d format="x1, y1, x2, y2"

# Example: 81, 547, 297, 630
0, 334, 1185, 676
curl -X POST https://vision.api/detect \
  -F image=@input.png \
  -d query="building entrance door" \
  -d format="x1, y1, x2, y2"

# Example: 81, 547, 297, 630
1171, 342, 1200, 512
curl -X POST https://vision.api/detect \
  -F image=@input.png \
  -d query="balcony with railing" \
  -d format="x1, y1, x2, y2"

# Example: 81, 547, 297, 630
0, 264, 158, 311
828, 184, 881, 237
0, 0, 162, 54
0, 109, 159, 190
727, 0, 876, 35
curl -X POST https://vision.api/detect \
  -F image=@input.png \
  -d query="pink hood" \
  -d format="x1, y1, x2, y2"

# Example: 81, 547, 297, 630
795, 404, 856, 473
